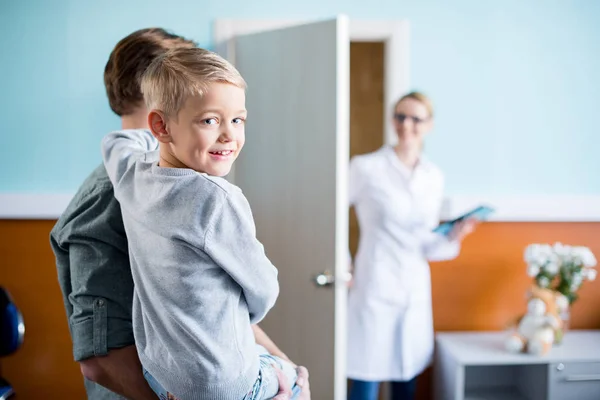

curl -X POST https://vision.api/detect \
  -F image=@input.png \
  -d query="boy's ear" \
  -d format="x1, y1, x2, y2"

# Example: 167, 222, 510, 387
148, 110, 172, 143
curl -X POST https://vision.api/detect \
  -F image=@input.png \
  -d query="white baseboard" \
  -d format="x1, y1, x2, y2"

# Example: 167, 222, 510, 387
0, 193, 74, 220
441, 195, 600, 222
1, 193, 600, 222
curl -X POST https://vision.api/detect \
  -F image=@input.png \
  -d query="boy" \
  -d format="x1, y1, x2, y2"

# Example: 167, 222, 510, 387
101, 47, 300, 399
51, 29, 306, 400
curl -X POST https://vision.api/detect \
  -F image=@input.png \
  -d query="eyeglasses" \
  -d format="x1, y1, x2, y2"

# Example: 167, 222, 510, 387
394, 113, 429, 124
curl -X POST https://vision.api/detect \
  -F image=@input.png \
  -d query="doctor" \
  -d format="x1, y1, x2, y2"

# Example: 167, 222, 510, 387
346, 92, 476, 400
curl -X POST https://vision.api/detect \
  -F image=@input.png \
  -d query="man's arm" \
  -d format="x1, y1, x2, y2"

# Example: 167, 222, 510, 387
63, 230, 153, 399
252, 324, 294, 365
80, 345, 156, 400
50, 162, 157, 399
56, 213, 154, 399
253, 325, 313, 399
272, 365, 311, 400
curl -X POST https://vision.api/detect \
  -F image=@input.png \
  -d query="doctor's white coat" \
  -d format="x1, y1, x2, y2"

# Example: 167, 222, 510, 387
347, 146, 460, 382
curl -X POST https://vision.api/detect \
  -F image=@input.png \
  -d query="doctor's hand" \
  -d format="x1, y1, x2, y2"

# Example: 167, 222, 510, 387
449, 218, 478, 242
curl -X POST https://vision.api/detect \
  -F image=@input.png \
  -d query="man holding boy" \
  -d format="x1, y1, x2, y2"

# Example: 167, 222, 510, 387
50, 28, 310, 400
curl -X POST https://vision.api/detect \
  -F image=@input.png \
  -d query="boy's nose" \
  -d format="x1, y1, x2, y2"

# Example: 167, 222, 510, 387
219, 128, 234, 142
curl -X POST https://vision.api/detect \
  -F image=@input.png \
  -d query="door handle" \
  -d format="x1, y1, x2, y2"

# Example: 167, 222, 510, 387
312, 270, 352, 287
313, 271, 335, 287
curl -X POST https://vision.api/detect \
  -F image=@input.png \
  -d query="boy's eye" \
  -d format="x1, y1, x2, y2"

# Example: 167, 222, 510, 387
203, 118, 218, 125
232, 117, 245, 124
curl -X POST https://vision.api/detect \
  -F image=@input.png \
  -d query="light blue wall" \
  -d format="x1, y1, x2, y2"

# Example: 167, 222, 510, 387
1, 0, 598, 195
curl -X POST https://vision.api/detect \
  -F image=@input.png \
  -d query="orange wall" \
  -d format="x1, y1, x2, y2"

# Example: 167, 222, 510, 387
0, 220, 86, 399
431, 222, 600, 331
1, 220, 599, 399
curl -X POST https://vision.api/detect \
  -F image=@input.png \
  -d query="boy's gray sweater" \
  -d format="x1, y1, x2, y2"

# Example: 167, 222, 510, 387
101, 129, 279, 400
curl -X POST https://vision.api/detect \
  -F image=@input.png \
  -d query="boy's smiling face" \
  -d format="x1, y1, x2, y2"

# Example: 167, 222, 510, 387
151, 82, 247, 176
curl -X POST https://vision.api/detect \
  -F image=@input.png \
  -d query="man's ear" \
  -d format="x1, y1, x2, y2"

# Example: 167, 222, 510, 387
148, 110, 172, 143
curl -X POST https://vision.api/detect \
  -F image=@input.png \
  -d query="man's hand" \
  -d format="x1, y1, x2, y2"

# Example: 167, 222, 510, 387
79, 345, 156, 400
272, 367, 292, 400
272, 365, 311, 400
294, 366, 311, 400
252, 325, 310, 398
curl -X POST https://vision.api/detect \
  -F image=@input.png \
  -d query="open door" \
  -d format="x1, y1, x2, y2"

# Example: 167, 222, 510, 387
232, 16, 350, 400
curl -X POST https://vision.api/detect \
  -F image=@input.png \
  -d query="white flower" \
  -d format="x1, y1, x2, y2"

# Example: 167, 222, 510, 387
573, 246, 596, 268
525, 244, 553, 265
524, 244, 539, 263
553, 242, 570, 258
538, 276, 550, 288
555, 242, 575, 263
527, 263, 541, 277
544, 260, 560, 275
585, 268, 597, 281
573, 272, 584, 287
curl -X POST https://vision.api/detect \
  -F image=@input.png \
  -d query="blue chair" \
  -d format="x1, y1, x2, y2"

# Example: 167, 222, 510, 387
0, 287, 25, 400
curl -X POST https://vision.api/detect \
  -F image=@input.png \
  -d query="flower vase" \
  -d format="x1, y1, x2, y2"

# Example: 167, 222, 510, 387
555, 306, 570, 345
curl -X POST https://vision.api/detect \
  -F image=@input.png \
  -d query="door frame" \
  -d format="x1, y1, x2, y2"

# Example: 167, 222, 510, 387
214, 18, 410, 149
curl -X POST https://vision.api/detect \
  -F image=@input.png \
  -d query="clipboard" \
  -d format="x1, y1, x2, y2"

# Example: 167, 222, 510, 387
433, 205, 495, 236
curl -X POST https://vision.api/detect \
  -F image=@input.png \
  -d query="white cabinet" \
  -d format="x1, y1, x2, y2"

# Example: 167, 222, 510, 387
547, 361, 600, 400
434, 330, 600, 400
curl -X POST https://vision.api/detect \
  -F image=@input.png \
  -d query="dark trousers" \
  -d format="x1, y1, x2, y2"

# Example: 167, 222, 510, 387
348, 378, 417, 400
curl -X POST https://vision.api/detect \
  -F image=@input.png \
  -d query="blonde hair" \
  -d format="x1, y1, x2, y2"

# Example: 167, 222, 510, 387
140, 47, 247, 118
395, 91, 434, 118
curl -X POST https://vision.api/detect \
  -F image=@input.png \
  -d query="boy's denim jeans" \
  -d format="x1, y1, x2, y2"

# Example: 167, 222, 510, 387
143, 345, 301, 400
